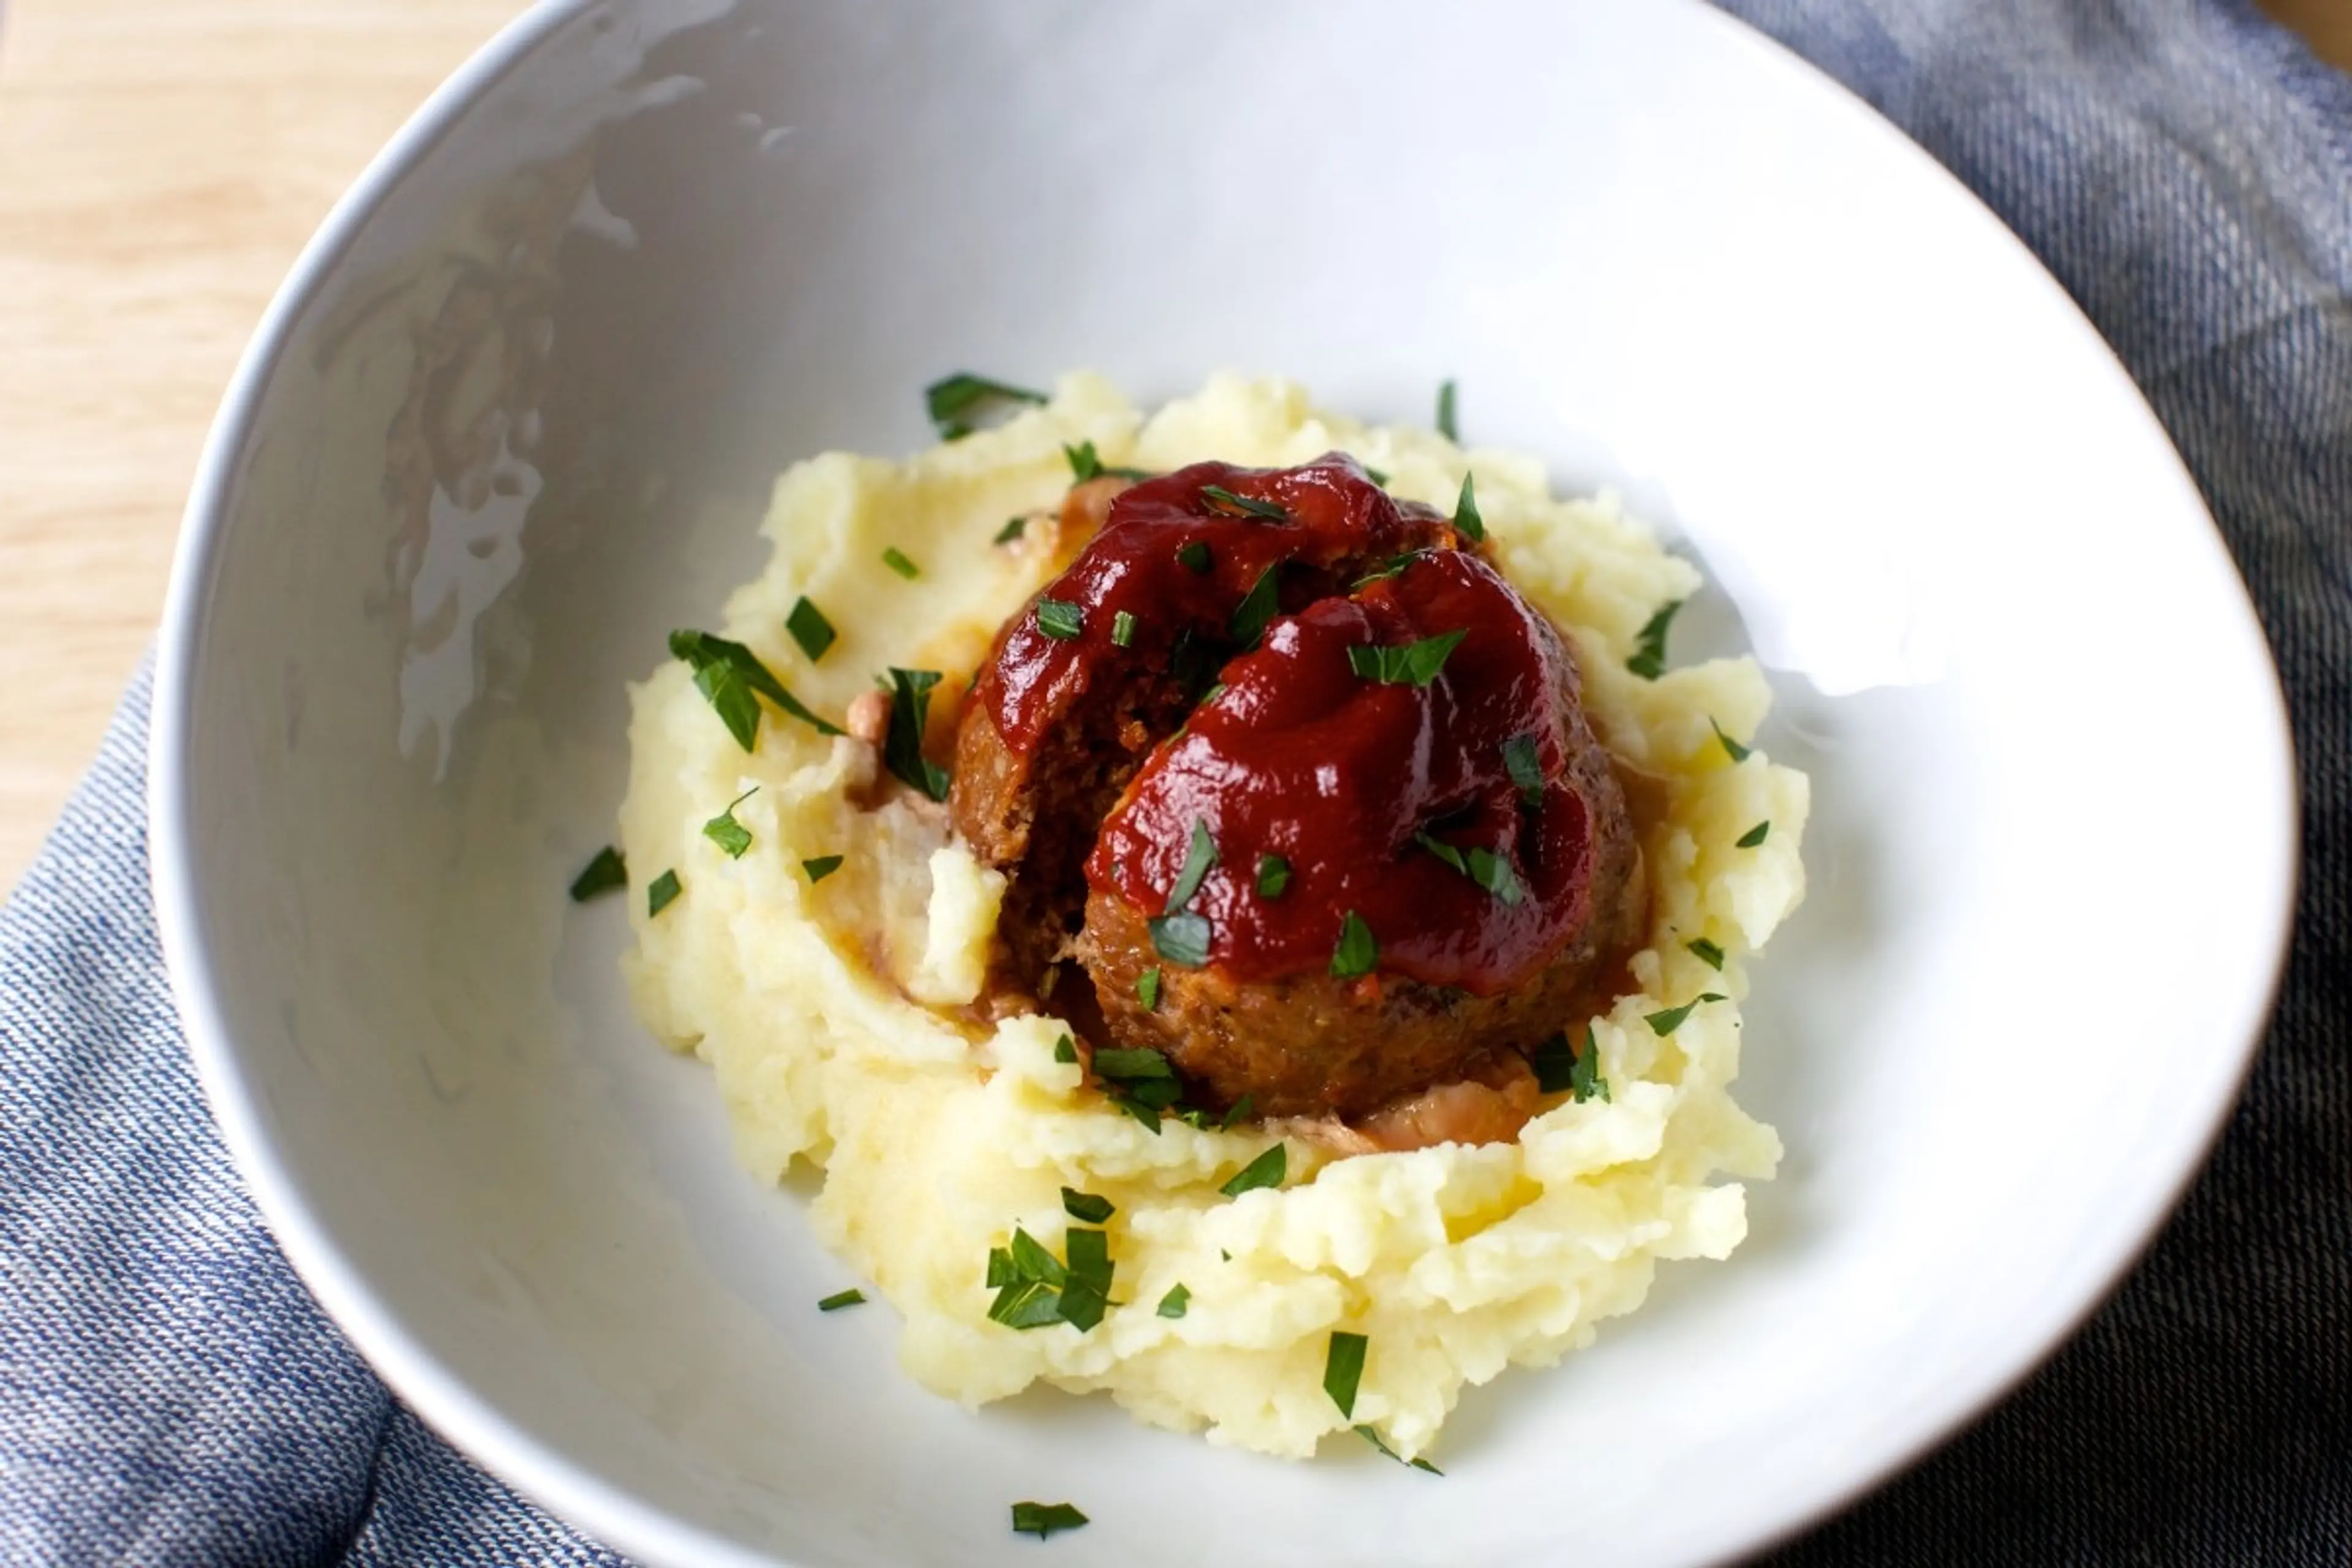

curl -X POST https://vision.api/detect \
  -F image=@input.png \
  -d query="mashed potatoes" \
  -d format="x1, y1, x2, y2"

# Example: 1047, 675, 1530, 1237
618, 374, 1808, 1461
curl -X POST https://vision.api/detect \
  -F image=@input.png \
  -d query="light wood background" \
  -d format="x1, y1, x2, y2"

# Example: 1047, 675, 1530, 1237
0, 1, 2343, 893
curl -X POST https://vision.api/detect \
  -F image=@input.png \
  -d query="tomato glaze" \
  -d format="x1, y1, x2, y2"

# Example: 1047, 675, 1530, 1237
973, 454, 1599, 994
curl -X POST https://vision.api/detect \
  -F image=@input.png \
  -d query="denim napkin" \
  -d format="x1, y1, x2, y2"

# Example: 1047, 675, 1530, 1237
2, 0, 2345, 1562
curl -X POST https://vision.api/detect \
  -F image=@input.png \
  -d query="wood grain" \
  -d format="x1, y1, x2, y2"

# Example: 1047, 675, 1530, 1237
0, 2, 2343, 896
0, 0, 517, 890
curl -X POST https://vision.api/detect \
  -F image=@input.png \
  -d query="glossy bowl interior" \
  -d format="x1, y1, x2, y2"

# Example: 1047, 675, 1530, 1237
151, 2, 2297, 1564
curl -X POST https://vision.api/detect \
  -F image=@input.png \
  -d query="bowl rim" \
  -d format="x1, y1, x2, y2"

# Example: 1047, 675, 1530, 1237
146, 2, 2302, 1564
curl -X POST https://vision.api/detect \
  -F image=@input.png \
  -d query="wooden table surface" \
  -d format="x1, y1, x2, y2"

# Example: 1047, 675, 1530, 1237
0, 1, 2343, 893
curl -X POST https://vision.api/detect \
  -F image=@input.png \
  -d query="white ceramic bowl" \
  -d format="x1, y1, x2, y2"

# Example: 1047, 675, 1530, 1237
151, 2, 2297, 1564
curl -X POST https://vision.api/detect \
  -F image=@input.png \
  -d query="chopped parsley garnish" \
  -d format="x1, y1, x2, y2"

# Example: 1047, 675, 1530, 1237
881, 546, 920, 580
816, 1288, 865, 1312
1176, 541, 1213, 574
1352, 550, 1423, 589
1330, 910, 1378, 978
1200, 682, 1227, 704
1063, 440, 1150, 483
1164, 819, 1218, 913
1111, 609, 1137, 647
1059, 1227, 1114, 1330
1627, 599, 1683, 680
1137, 967, 1163, 1011
922, 371, 1047, 440
1452, 472, 1485, 543
1687, 937, 1725, 970
1200, 484, 1288, 521
1324, 1330, 1369, 1417
1230, 560, 1285, 647
1363, 465, 1392, 486
1502, 732, 1544, 805
1436, 379, 1460, 443
985, 1224, 1114, 1333
1053, 1033, 1079, 1065
1010, 1502, 1089, 1540
1357, 1425, 1444, 1474
1093, 1047, 1173, 1081
1157, 1283, 1190, 1319
1712, 718, 1752, 763
1531, 1026, 1612, 1101
701, 787, 758, 859
1094, 1045, 1185, 1131
647, 869, 682, 918
1061, 1187, 1115, 1224
1737, 820, 1771, 848
1570, 1025, 1610, 1102
1036, 597, 1084, 641
1256, 853, 1291, 899
993, 514, 1028, 545
785, 596, 835, 662
669, 629, 843, 750
1348, 628, 1467, 687
1413, 832, 1523, 905
1219, 1143, 1287, 1198
1646, 993, 1728, 1036
880, 668, 952, 801
802, 854, 844, 883
568, 846, 627, 902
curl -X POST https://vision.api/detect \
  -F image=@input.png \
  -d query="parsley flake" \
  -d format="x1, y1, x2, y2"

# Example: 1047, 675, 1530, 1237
1357, 1425, 1444, 1474
1053, 1034, 1079, 1065
701, 787, 758, 859
785, 597, 835, 662
1330, 911, 1378, 978
1219, 1143, 1287, 1198
1646, 993, 1728, 1036
568, 846, 627, 902
1230, 560, 1285, 647
1164, 819, 1218, 914
880, 668, 952, 801
1157, 1283, 1190, 1319
1063, 440, 1149, 483
1627, 599, 1683, 680
1347, 628, 1468, 687
985, 1224, 1115, 1332
922, 372, 1046, 440
1324, 1330, 1369, 1417
1570, 1024, 1611, 1102
1061, 1188, 1115, 1224
1112, 609, 1137, 647
881, 546, 920, 580
1687, 937, 1725, 970
1712, 717, 1752, 763
1147, 910, 1212, 969
1176, 541, 1212, 574
1093, 1048, 1173, 1082
802, 854, 844, 883
1436, 379, 1460, 443
647, 869, 682, 918
816, 1288, 865, 1312
1363, 465, 1392, 486
993, 515, 1028, 545
1452, 472, 1485, 543
1036, 597, 1084, 641
1415, 833, 1524, 905
1737, 820, 1771, 848
1199, 484, 1288, 521
1010, 1502, 1089, 1540
669, 629, 843, 750
1352, 550, 1423, 589
1137, 967, 1163, 1011
1502, 733, 1544, 804
1256, 853, 1291, 899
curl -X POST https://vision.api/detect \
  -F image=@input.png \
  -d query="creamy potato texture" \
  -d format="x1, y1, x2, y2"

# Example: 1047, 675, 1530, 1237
618, 375, 1808, 1461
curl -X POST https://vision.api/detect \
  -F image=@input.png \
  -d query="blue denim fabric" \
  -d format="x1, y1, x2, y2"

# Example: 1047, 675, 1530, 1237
1, 0, 2345, 1562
